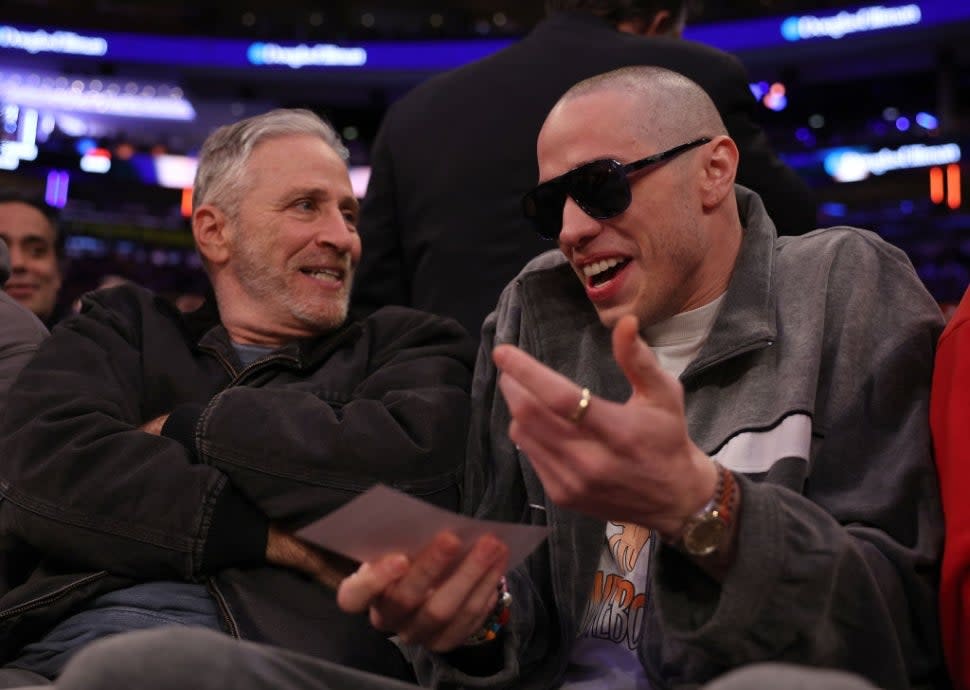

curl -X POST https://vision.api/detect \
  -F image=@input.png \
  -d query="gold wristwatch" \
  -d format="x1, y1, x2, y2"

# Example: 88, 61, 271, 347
680, 462, 738, 557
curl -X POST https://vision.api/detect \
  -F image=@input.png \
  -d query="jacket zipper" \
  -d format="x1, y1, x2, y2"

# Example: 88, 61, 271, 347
0, 571, 108, 620
206, 577, 240, 639
193, 344, 302, 644
196, 345, 239, 381
196, 345, 300, 389
682, 338, 775, 382
191, 337, 338, 642
229, 355, 300, 387
192, 345, 279, 642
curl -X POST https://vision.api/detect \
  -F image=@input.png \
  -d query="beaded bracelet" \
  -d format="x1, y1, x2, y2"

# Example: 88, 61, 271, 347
463, 576, 512, 646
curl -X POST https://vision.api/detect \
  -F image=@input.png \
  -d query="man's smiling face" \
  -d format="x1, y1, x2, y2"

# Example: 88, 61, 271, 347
224, 133, 361, 339
537, 90, 713, 329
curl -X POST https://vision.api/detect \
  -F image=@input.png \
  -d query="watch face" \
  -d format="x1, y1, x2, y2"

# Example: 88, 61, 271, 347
683, 516, 727, 557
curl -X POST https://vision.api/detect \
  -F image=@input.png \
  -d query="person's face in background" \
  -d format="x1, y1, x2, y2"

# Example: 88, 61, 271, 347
0, 201, 62, 321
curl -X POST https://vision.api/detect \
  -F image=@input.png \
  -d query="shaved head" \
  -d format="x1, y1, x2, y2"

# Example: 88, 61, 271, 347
556, 66, 727, 148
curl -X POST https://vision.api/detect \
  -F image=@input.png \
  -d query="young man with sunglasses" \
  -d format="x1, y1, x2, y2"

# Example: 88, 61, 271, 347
38, 69, 942, 690
337, 66, 946, 689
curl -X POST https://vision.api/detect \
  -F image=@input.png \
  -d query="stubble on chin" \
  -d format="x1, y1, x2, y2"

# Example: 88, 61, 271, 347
291, 287, 352, 334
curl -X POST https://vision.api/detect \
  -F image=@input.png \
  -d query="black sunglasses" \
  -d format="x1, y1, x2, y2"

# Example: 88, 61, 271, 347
522, 137, 712, 240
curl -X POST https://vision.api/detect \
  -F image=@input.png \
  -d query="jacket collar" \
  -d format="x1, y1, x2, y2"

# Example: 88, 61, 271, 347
681, 185, 779, 380
185, 291, 362, 371
516, 186, 779, 383
180, 288, 221, 343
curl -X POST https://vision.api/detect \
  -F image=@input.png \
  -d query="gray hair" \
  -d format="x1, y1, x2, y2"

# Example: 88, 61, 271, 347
192, 108, 348, 215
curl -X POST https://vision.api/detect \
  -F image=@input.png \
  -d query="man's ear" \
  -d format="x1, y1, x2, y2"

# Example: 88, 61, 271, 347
192, 204, 231, 267
617, 12, 673, 36
645, 10, 673, 36
700, 136, 739, 208
617, 11, 682, 37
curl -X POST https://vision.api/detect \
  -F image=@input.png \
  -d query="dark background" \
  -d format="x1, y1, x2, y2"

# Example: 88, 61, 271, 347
1, 0, 967, 313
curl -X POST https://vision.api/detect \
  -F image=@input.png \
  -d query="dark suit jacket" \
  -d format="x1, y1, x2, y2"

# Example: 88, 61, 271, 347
354, 11, 817, 339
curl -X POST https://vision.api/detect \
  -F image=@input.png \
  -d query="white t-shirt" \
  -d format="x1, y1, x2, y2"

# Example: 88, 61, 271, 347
562, 295, 725, 690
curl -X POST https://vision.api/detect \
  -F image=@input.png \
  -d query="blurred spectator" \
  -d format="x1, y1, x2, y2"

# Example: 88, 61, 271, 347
353, 0, 816, 340
0, 190, 65, 327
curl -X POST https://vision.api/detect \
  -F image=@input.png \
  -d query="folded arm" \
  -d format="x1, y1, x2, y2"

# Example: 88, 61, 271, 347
171, 308, 476, 527
0, 296, 266, 580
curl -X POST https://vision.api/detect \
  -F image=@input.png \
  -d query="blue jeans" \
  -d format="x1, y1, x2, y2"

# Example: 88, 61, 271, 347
4, 582, 221, 680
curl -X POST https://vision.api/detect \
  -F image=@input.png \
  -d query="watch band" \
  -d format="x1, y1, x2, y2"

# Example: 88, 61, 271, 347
712, 462, 737, 525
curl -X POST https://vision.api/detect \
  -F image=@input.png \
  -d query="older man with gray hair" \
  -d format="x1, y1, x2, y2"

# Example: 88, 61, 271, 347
0, 108, 476, 687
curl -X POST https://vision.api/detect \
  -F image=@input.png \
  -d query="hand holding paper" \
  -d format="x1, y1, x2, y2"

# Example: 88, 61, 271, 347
295, 485, 548, 653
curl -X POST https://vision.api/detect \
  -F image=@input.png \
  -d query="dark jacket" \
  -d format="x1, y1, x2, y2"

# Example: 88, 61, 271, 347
0, 284, 475, 680
0, 292, 46, 450
353, 11, 817, 340
0, 240, 48, 596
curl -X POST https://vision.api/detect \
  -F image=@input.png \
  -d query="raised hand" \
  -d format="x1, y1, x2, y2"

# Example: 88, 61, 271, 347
492, 314, 717, 540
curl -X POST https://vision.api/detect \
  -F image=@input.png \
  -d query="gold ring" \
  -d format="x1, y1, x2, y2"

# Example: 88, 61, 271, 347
570, 387, 592, 423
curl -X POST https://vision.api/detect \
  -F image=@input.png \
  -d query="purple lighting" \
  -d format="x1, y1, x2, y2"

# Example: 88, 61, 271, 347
794, 127, 816, 147
915, 112, 939, 130
895, 116, 911, 132
45, 169, 69, 208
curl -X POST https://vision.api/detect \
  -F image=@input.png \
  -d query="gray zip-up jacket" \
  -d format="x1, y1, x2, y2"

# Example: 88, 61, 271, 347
418, 187, 946, 689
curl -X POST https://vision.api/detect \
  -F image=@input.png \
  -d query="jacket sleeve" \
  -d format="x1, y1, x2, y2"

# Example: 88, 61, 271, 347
651, 236, 945, 689
0, 295, 267, 581
0, 294, 47, 414
715, 53, 816, 236
352, 113, 412, 314
182, 308, 476, 527
931, 287, 970, 690
412, 279, 556, 689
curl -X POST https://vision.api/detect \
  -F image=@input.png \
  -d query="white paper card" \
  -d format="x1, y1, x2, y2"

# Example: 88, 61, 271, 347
296, 484, 548, 569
